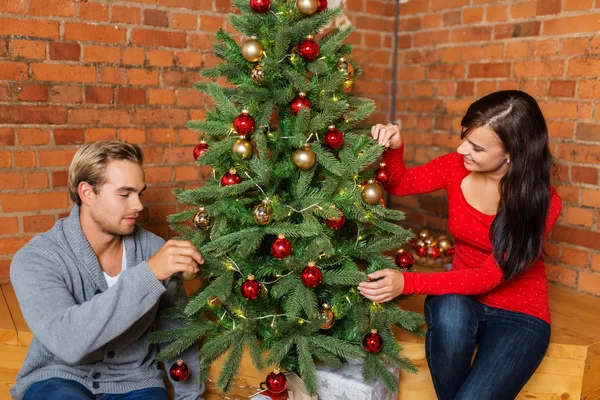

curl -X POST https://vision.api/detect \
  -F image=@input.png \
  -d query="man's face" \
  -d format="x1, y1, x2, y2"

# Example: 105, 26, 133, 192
89, 160, 145, 236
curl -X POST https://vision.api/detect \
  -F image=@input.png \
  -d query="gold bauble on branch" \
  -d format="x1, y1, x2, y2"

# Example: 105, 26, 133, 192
293, 146, 316, 170
232, 137, 253, 160
193, 206, 213, 231
296, 0, 318, 15
253, 199, 273, 225
242, 36, 264, 63
337, 57, 355, 80
361, 180, 382, 205
250, 64, 266, 86
319, 303, 335, 330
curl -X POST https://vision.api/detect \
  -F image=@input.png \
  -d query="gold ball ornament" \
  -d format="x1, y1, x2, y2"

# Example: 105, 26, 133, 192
319, 303, 335, 330
361, 180, 383, 205
337, 57, 355, 80
418, 229, 429, 239
242, 36, 264, 63
437, 235, 452, 252
193, 206, 213, 231
293, 147, 316, 170
250, 64, 266, 86
424, 236, 436, 247
179, 270, 197, 281
296, 0, 318, 15
232, 137, 253, 160
253, 199, 273, 225
415, 238, 426, 248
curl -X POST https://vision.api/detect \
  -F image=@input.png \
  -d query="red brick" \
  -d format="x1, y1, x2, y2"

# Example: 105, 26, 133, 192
33, 64, 96, 83
0, 61, 28, 81
25, 171, 47, 189
511, 1, 535, 19
0, 128, 15, 146
51, 170, 68, 187
0, 192, 68, 212
149, 128, 176, 144
162, 71, 200, 87
175, 166, 200, 182
582, 189, 600, 208
199, 15, 226, 32
88, 128, 117, 141
547, 121, 574, 139
414, 30, 449, 47
539, 101, 592, 119
0, 0, 25, 13
0, 83, 10, 101
39, 149, 77, 167
144, 9, 168, 27
23, 215, 55, 233
552, 225, 600, 251
49, 42, 80, 61
175, 51, 202, 68
481, 43, 503, 59
578, 270, 600, 295
50, 85, 83, 104
54, 128, 84, 145
0, 38, 7, 56
0, 237, 32, 256
546, 263, 577, 287
120, 128, 146, 144
145, 167, 171, 183
131, 29, 186, 48
147, 50, 173, 67
576, 123, 599, 142
18, 128, 50, 145
572, 166, 598, 184
563, 207, 594, 228
590, 35, 600, 54
134, 109, 188, 125
564, 0, 594, 10
514, 60, 563, 78
85, 86, 114, 104
29, 0, 74, 16
71, 109, 130, 125
0, 106, 67, 124
101, 67, 127, 84
84, 45, 121, 63
122, 47, 144, 66
592, 254, 600, 273
142, 147, 164, 164
537, 0, 561, 15
111, 5, 141, 24
13, 150, 35, 168
178, 129, 197, 145
561, 37, 588, 55
118, 88, 146, 105
148, 88, 175, 105
556, 143, 600, 164
12, 39, 45, 59
157, 0, 212, 10
0, 17, 59, 38
172, 12, 197, 30
79, 2, 108, 21
428, 65, 465, 79
0, 218, 19, 235
486, 4, 507, 21
431, 0, 469, 10
494, 21, 540, 39
549, 80, 575, 97
441, 11, 461, 26
522, 80, 547, 97
65, 22, 127, 44
468, 63, 510, 78
0, 172, 24, 189
128, 69, 159, 86
568, 58, 600, 77
544, 14, 600, 35
17, 84, 49, 101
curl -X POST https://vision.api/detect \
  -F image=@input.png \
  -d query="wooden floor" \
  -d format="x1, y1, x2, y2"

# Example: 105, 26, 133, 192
1, 267, 600, 400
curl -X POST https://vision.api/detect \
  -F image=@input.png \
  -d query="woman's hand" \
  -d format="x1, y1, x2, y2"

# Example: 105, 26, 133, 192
371, 123, 402, 149
358, 269, 405, 303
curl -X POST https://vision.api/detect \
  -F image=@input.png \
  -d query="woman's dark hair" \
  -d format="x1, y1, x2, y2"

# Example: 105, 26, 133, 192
460, 90, 554, 280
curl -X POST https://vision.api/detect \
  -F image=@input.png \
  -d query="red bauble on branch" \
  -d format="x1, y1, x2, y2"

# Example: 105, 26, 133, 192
271, 234, 293, 260
300, 261, 322, 288
395, 249, 414, 270
323, 125, 344, 149
221, 168, 241, 186
241, 275, 261, 300
325, 211, 345, 230
317, 0, 327, 12
290, 92, 311, 115
169, 359, 189, 382
298, 35, 319, 62
234, 109, 255, 136
193, 141, 209, 160
250, 0, 270, 13
363, 329, 383, 353
265, 369, 287, 394
374, 162, 391, 184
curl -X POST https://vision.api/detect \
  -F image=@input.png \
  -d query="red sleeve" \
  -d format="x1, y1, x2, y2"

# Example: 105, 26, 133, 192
401, 189, 563, 296
382, 144, 461, 196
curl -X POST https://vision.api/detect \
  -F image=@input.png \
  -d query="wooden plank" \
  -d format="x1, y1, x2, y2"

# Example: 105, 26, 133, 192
2, 285, 33, 347
0, 285, 18, 346
582, 344, 600, 400
0, 344, 27, 400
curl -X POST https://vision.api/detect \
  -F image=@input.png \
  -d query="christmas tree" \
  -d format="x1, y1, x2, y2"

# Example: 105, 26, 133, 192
149, 0, 425, 395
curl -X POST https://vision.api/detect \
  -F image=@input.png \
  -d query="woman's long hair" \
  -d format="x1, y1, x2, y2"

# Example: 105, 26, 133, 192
460, 90, 554, 280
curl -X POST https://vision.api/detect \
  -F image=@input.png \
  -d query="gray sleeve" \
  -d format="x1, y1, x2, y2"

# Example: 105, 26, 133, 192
10, 245, 166, 364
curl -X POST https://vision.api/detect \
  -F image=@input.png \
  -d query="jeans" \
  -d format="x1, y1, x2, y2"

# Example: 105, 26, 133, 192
23, 378, 169, 400
424, 294, 550, 400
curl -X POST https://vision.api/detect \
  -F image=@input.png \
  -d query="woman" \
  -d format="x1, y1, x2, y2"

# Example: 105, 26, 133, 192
358, 90, 562, 400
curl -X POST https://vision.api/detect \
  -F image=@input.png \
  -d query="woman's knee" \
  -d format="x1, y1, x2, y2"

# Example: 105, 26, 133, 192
425, 294, 478, 331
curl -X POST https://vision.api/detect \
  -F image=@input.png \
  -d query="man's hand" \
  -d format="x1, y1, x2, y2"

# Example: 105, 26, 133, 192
146, 240, 204, 281
358, 269, 405, 303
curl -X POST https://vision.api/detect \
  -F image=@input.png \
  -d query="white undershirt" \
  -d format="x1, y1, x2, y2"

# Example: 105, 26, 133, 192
103, 245, 127, 288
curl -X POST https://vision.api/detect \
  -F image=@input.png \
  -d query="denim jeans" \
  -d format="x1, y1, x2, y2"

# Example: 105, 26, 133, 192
424, 294, 550, 400
23, 378, 169, 400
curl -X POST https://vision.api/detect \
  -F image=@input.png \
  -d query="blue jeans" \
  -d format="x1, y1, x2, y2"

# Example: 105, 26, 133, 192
425, 294, 550, 400
23, 378, 169, 400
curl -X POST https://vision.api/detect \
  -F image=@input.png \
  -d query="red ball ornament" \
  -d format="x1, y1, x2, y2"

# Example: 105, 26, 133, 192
300, 261, 322, 288
363, 329, 383, 353
193, 141, 209, 160
323, 125, 344, 149
290, 92, 311, 115
325, 212, 345, 230
445, 247, 455, 256
250, 0, 270, 13
234, 109, 255, 136
271, 234, 293, 260
169, 359, 189, 382
241, 275, 261, 300
298, 35, 319, 62
416, 245, 428, 257
374, 163, 391, 185
265, 370, 287, 394
317, 0, 327, 12
395, 249, 414, 270
221, 168, 241, 186
430, 246, 442, 259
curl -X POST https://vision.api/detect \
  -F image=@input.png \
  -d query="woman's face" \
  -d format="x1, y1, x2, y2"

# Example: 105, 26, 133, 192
456, 126, 509, 174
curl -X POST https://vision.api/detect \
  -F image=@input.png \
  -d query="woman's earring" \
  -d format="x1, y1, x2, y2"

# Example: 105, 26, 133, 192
506, 158, 510, 164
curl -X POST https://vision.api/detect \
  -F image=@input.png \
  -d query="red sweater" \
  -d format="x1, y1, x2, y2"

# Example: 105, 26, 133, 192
382, 145, 562, 323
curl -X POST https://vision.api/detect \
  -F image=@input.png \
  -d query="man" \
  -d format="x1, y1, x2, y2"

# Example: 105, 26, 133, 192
10, 141, 204, 400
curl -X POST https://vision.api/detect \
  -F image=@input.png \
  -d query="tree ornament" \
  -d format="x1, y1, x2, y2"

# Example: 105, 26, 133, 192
169, 360, 189, 381
232, 137, 253, 160
374, 163, 391, 184
250, 0, 270, 13
241, 36, 264, 62
300, 261, 322, 288
325, 210, 345, 230
429, 246, 442, 259
363, 329, 383, 353
424, 236, 435, 247
414, 238, 426, 248
241, 275, 261, 300
193, 206, 213, 231
193, 141, 209, 160
253, 199, 273, 225
319, 303, 335, 329
298, 35, 319, 62
416, 245, 428, 257
337, 57, 354, 80
221, 168, 241, 186
179, 270, 197, 281
317, 0, 327, 12
234, 109, 255, 136
323, 125, 344, 149
437, 235, 452, 252
395, 249, 414, 270
271, 234, 293, 260
418, 229, 429, 239
293, 146, 316, 170
361, 180, 382, 205
380, 197, 386, 207
250, 64, 266, 86
445, 247, 455, 256
290, 92, 311, 115
265, 369, 287, 394
296, 0, 318, 15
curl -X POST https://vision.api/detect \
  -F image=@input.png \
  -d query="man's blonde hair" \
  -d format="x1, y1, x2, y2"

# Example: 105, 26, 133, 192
68, 140, 144, 206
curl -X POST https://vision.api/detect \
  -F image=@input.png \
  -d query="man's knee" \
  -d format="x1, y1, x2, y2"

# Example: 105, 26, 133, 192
23, 378, 93, 400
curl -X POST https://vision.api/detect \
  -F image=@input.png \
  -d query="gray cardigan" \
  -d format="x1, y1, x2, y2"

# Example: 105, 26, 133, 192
9, 205, 203, 400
